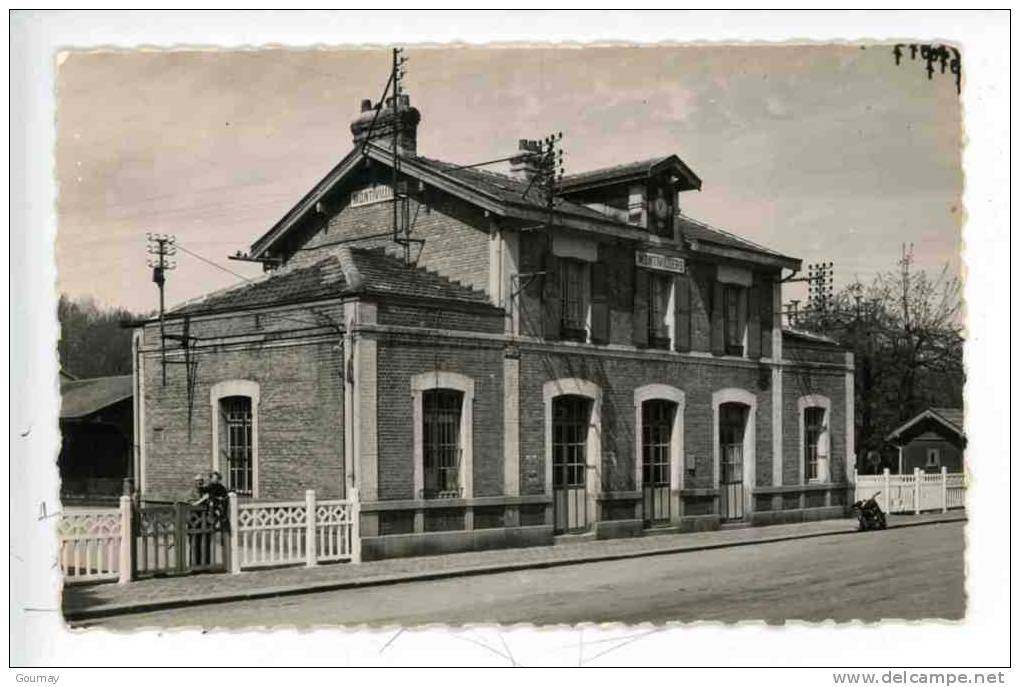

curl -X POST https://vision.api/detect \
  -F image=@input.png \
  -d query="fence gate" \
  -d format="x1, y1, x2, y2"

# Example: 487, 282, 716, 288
133, 502, 228, 577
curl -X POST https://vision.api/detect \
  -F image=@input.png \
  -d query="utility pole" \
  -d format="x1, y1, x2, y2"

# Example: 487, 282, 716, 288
147, 233, 176, 385
782, 261, 834, 327
541, 133, 564, 229
521, 132, 564, 217
390, 47, 414, 263
508, 133, 565, 336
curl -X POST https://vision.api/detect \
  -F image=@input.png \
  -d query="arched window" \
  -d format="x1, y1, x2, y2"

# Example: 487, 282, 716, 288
422, 389, 464, 498
412, 372, 474, 500
210, 380, 260, 498
798, 395, 832, 483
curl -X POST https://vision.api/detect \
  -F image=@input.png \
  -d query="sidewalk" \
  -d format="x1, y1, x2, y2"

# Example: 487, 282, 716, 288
62, 511, 964, 621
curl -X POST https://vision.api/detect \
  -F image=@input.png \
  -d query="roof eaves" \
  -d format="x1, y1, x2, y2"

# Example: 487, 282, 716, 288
691, 239, 801, 271
929, 408, 965, 435
560, 155, 702, 193
885, 409, 966, 443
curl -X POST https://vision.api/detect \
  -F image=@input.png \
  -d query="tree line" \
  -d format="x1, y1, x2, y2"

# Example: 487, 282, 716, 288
57, 295, 147, 379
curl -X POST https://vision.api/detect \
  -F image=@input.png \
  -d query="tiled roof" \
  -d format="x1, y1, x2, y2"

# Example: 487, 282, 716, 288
250, 145, 795, 267
171, 255, 347, 316
169, 247, 493, 317
413, 156, 615, 224
415, 155, 790, 262
679, 214, 792, 260
60, 375, 133, 419
559, 156, 675, 188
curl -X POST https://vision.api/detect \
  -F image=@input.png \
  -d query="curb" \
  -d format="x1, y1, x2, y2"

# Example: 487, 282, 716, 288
64, 514, 966, 622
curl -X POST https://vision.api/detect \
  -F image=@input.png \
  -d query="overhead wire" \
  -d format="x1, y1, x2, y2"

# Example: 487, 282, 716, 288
172, 241, 342, 332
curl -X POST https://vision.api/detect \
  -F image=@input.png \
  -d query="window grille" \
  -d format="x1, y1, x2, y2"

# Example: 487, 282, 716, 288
804, 406, 826, 481
422, 389, 463, 499
552, 396, 590, 490
719, 403, 747, 484
221, 396, 253, 496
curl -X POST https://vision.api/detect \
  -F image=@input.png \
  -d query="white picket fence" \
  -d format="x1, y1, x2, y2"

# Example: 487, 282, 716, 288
853, 467, 966, 514
58, 498, 131, 584
59, 490, 360, 585
946, 472, 967, 509
231, 489, 361, 571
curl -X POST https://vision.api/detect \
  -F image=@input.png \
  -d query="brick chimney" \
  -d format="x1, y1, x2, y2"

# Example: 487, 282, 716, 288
351, 94, 421, 158
510, 139, 543, 182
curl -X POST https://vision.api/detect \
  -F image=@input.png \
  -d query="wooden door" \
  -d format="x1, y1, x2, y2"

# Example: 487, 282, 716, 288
642, 400, 674, 525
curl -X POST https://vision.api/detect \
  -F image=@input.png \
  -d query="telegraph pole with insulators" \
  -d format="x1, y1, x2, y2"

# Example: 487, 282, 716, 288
147, 232, 176, 385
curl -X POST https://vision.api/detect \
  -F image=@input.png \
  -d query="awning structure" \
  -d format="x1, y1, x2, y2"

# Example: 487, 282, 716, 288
60, 375, 133, 420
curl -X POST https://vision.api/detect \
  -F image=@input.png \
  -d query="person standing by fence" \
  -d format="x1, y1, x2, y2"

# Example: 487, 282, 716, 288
189, 474, 211, 566
205, 471, 229, 532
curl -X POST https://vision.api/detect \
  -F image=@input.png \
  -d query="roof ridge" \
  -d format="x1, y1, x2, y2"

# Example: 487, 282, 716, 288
415, 155, 521, 184
560, 155, 673, 180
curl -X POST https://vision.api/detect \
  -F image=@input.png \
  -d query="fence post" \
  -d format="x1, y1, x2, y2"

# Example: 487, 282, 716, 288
229, 492, 240, 574
350, 487, 361, 564
305, 490, 317, 567
174, 503, 187, 574
913, 467, 922, 514
941, 466, 948, 513
118, 494, 132, 584
882, 468, 890, 513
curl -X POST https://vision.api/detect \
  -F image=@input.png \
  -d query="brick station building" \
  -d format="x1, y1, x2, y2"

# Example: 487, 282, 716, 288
134, 94, 855, 560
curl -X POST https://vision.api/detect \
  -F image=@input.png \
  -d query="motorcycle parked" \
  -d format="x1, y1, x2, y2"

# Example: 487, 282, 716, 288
852, 491, 887, 531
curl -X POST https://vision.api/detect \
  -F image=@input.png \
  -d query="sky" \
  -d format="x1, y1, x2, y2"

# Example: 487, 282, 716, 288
55, 44, 963, 314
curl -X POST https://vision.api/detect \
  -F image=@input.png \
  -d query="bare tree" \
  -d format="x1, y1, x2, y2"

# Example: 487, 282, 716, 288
794, 246, 964, 471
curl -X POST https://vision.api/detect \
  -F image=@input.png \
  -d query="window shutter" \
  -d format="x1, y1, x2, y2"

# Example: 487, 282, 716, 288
747, 283, 762, 359
517, 233, 544, 337
591, 260, 609, 344
633, 268, 649, 347
542, 252, 562, 340
674, 274, 691, 352
760, 279, 774, 359
710, 280, 725, 355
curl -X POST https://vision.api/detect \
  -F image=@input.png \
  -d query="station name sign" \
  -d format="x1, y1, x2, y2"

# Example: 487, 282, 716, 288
635, 250, 686, 274
350, 185, 394, 208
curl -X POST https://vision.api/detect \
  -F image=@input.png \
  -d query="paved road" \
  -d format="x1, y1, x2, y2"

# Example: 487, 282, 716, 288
84, 521, 964, 629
